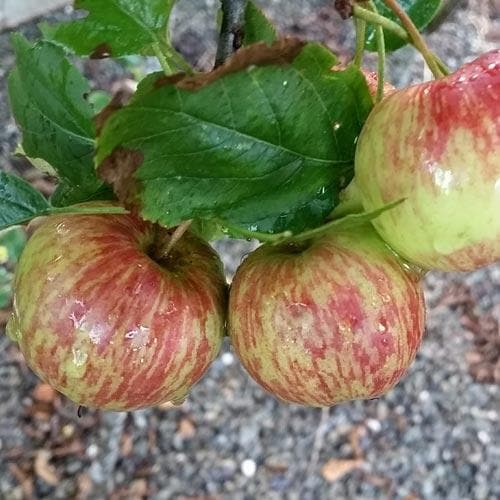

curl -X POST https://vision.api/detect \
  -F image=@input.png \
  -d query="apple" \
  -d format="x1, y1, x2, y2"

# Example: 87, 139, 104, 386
355, 50, 500, 271
360, 69, 396, 100
228, 226, 425, 406
7, 207, 227, 411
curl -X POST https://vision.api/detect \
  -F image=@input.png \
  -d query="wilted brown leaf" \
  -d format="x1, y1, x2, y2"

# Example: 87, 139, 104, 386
97, 147, 143, 204
154, 38, 305, 92
321, 458, 364, 483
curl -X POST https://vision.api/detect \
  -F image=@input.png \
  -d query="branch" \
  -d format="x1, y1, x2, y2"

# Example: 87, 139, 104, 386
382, 0, 445, 78
215, 0, 248, 67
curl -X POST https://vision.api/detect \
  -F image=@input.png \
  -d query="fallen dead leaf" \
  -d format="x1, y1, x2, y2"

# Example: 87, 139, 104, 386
51, 440, 85, 458
76, 473, 93, 500
178, 417, 196, 439
34, 450, 59, 486
8, 463, 34, 498
321, 458, 364, 483
32, 383, 56, 404
349, 425, 366, 459
129, 479, 148, 499
121, 432, 134, 456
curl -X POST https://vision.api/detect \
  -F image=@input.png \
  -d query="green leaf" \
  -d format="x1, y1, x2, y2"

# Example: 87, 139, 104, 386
8, 35, 104, 205
50, 182, 115, 207
14, 145, 57, 177
97, 42, 373, 235
244, 2, 278, 46
287, 199, 405, 243
0, 267, 13, 309
190, 219, 226, 242
367, 0, 442, 52
0, 172, 51, 229
0, 227, 27, 265
87, 90, 112, 114
41, 0, 176, 57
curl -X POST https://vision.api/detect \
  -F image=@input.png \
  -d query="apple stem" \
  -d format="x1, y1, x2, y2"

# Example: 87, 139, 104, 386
352, 4, 450, 77
381, 0, 445, 79
152, 43, 174, 75
152, 42, 194, 76
353, 17, 367, 67
160, 220, 193, 258
367, 1, 386, 103
353, 4, 408, 40
218, 220, 292, 243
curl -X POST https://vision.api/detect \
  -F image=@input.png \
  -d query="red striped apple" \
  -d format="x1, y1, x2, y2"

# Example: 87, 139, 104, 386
355, 50, 500, 271
228, 226, 425, 406
7, 208, 227, 410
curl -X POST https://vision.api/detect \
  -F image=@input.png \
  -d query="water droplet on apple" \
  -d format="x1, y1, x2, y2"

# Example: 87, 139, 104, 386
125, 325, 151, 349
282, 80, 288, 86
377, 322, 387, 333
56, 222, 69, 235
333, 122, 341, 131
165, 302, 177, 315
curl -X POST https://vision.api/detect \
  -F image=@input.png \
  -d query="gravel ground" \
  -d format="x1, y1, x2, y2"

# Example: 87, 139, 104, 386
0, 1, 499, 499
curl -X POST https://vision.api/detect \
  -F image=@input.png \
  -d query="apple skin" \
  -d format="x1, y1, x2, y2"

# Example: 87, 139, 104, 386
228, 226, 425, 407
355, 50, 500, 271
361, 69, 396, 99
7, 209, 227, 411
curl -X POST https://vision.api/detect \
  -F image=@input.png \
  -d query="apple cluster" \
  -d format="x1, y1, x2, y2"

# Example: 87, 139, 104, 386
6, 51, 499, 411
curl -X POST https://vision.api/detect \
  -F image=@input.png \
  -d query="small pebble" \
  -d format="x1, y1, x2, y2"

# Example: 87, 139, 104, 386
221, 352, 235, 366
241, 459, 257, 478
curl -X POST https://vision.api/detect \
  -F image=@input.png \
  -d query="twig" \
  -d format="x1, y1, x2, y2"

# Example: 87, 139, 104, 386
352, 3, 450, 76
152, 42, 174, 75
382, 0, 445, 78
215, 0, 248, 67
353, 4, 409, 41
353, 17, 367, 67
